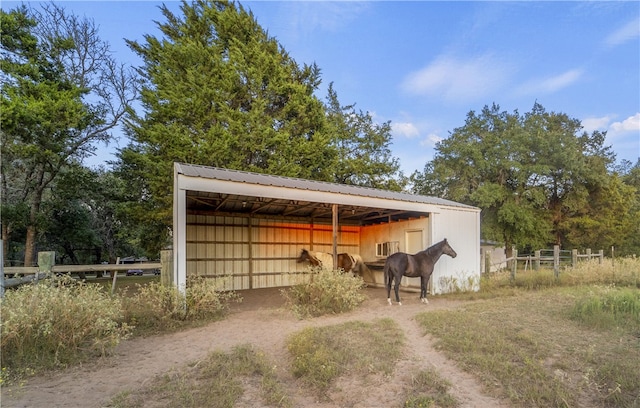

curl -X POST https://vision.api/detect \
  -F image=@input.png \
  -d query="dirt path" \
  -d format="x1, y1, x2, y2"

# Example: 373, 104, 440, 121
2, 287, 509, 408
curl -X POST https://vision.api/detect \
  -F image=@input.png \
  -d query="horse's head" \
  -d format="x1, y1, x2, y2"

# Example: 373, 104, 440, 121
442, 239, 457, 258
297, 249, 310, 263
297, 249, 321, 266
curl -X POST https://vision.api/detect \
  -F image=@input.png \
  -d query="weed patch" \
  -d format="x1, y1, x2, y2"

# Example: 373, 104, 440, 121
287, 319, 403, 393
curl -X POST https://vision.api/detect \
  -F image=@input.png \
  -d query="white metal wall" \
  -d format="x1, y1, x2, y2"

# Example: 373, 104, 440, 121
430, 208, 481, 294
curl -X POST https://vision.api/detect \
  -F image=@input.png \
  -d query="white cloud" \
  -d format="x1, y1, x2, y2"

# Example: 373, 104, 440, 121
516, 69, 583, 96
582, 115, 616, 132
420, 133, 444, 148
610, 113, 640, 133
286, 2, 370, 34
392, 122, 420, 139
400, 54, 512, 103
604, 17, 640, 47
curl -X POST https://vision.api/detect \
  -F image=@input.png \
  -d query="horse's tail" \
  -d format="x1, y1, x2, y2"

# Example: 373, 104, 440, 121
383, 260, 391, 292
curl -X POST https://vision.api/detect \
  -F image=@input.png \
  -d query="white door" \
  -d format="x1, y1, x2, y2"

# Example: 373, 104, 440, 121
402, 230, 424, 287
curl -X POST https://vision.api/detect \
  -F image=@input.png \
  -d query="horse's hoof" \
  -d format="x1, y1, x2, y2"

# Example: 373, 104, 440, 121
421, 298, 429, 304
398, 301, 402, 306
387, 298, 392, 306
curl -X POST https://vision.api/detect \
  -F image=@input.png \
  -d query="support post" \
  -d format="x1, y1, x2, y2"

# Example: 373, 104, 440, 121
534, 250, 540, 270
511, 248, 517, 280
111, 257, 120, 295
572, 249, 578, 267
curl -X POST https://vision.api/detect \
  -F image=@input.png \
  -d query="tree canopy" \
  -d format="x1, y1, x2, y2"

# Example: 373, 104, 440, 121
412, 102, 638, 255
0, 4, 136, 265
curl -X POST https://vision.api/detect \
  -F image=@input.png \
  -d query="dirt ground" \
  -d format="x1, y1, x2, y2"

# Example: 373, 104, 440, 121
1, 287, 510, 408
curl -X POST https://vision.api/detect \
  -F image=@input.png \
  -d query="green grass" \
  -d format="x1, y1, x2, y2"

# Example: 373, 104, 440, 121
571, 286, 640, 330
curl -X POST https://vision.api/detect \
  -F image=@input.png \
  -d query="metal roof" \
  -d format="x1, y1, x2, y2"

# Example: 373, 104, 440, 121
175, 163, 478, 225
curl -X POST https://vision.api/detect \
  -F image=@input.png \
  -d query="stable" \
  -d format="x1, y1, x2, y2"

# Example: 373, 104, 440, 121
172, 163, 481, 296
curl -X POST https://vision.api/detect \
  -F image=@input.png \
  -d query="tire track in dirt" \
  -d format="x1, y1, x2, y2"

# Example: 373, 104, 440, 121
2, 288, 509, 408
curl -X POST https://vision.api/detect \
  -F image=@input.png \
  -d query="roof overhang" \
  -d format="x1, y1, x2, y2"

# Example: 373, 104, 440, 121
174, 163, 479, 225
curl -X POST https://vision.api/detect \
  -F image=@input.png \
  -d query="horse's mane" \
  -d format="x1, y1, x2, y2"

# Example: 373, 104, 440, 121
422, 239, 447, 256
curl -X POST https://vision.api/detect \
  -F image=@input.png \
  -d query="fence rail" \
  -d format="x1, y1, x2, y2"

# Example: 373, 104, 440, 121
483, 245, 604, 279
1, 250, 170, 297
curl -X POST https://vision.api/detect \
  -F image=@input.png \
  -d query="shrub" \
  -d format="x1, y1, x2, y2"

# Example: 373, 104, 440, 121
280, 268, 366, 318
122, 276, 241, 334
0, 276, 131, 379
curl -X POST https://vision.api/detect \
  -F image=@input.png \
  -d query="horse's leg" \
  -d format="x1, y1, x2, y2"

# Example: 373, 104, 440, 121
394, 278, 402, 306
385, 270, 393, 305
420, 277, 429, 304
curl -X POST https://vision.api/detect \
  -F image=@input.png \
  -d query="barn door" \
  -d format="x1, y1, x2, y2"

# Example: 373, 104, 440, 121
403, 230, 424, 288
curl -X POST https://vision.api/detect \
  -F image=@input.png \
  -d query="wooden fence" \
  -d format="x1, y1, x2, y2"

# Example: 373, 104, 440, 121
483, 245, 604, 279
0, 250, 172, 298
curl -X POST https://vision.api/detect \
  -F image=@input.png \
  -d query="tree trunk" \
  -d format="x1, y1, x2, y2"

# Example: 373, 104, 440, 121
24, 186, 45, 267
24, 225, 37, 267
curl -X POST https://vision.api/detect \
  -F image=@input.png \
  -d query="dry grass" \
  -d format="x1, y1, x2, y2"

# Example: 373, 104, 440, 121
108, 344, 290, 408
286, 319, 404, 393
416, 287, 640, 407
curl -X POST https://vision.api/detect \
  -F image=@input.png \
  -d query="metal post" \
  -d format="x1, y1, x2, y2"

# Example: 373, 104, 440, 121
332, 204, 338, 270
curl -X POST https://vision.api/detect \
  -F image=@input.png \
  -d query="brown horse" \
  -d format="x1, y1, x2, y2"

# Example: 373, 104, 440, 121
384, 239, 457, 305
296, 249, 365, 275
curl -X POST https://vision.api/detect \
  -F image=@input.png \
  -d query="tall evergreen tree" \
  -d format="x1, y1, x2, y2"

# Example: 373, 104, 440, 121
324, 83, 405, 191
119, 0, 336, 252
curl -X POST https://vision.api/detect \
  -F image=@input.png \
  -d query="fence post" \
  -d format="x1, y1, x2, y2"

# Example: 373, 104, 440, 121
37, 251, 55, 283
598, 250, 603, 264
0, 240, 4, 298
586, 248, 591, 261
571, 249, 578, 267
511, 248, 517, 280
534, 250, 540, 270
161, 249, 173, 287
484, 249, 491, 274
553, 245, 560, 278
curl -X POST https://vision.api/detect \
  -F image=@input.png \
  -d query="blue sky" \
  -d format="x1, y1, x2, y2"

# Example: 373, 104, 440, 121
5, 1, 640, 174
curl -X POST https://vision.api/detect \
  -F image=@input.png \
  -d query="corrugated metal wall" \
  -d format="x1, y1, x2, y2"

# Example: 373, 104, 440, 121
430, 209, 481, 294
186, 215, 361, 290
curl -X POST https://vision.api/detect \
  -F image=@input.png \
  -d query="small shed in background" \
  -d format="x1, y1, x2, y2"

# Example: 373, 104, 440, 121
172, 163, 481, 296
480, 240, 507, 273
